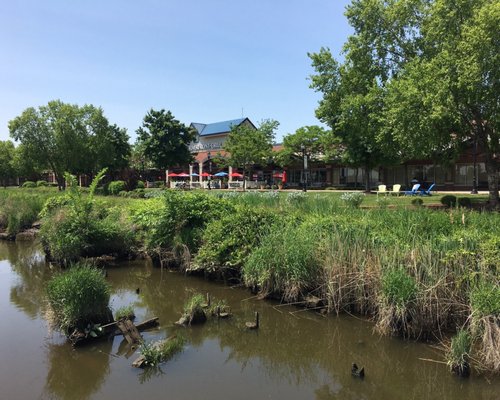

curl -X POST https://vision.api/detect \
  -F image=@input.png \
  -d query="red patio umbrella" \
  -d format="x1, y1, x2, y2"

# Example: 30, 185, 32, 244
177, 172, 190, 177
168, 172, 179, 177
200, 172, 212, 177
230, 172, 244, 178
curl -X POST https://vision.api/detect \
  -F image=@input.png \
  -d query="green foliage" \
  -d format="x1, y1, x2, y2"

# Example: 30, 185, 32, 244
411, 198, 423, 206
140, 335, 186, 367
381, 268, 418, 308
193, 206, 278, 274
0, 140, 17, 186
36, 180, 48, 187
22, 181, 36, 188
277, 125, 331, 166
108, 180, 127, 195
447, 329, 471, 372
0, 190, 51, 234
40, 169, 135, 263
136, 109, 195, 170
441, 195, 457, 207
223, 119, 278, 190
131, 191, 234, 252
479, 236, 500, 268
46, 264, 110, 332
183, 293, 205, 316
243, 218, 323, 302
8, 100, 130, 188
470, 282, 500, 318
115, 305, 135, 320
136, 180, 145, 189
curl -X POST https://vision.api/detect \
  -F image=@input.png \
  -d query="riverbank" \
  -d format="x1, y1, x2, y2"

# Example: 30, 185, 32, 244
1, 186, 499, 374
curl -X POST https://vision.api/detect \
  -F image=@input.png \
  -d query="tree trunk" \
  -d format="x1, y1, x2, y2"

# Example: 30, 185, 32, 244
485, 157, 499, 209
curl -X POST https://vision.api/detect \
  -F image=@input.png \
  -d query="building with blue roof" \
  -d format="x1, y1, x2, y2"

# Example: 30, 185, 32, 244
189, 117, 256, 153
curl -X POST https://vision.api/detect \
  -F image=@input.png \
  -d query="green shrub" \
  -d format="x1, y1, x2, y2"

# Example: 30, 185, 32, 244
108, 180, 127, 195
136, 180, 145, 189
458, 197, 472, 208
36, 180, 49, 187
131, 191, 234, 253
381, 268, 418, 308
22, 181, 36, 188
40, 170, 135, 263
46, 264, 111, 332
193, 206, 278, 274
411, 198, 423, 206
154, 181, 165, 189
441, 195, 457, 207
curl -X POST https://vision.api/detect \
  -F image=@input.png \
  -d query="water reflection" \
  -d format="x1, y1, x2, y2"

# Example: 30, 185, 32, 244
1, 241, 52, 318
43, 342, 111, 400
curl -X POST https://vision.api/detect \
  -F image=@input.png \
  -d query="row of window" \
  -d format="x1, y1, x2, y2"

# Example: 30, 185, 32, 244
283, 163, 488, 187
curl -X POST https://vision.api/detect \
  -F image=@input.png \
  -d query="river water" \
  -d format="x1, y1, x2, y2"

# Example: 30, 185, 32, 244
0, 240, 498, 400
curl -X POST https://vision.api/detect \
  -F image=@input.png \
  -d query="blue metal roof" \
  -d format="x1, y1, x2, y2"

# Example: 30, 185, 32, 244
191, 118, 251, 136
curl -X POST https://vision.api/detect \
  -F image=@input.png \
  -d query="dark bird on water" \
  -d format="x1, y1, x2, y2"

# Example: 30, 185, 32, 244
136, 288, 140, 294
351, 363, 365, 378
245, 311, 259, 330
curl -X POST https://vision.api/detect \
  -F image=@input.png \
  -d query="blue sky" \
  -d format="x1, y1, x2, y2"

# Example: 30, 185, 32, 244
0, 0, 352, 143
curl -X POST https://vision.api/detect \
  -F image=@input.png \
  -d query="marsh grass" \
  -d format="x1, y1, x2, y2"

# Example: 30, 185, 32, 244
115, 305, 135, 320
0, 189, 58, 234
470, 282, 500, 372
46, 264, 111, 332
140, 335, 186, 367
447, 329, 472, 376
243, 217, 324, 302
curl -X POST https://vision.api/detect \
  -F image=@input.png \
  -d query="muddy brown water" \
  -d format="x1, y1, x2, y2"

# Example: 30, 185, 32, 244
0, 241, 498, 400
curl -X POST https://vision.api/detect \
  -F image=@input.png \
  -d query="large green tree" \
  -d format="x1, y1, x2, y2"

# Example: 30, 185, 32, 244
0, 140, 16, 187
276, 125, 332, 167
135, 109, 195, 172
311, 0, 498, 205
223, 119, 279, 190
384, 0, 499, 207
9, 100, 129, 189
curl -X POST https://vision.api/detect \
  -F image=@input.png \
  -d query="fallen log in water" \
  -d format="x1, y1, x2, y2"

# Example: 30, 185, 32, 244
71, 317, 160, 346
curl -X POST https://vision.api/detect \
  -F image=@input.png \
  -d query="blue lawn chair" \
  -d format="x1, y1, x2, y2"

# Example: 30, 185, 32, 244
404, 183, 421, 195
419, 183, 436, 196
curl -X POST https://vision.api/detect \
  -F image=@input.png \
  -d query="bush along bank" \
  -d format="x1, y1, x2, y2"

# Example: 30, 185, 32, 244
6, 188, 500, 374
40, 170, 137, 265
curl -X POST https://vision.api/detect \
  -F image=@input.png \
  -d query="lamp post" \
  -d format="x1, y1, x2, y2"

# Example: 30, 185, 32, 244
301, 145, 308, 192
471, 138, 478, 194
207, 152, 212, 190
